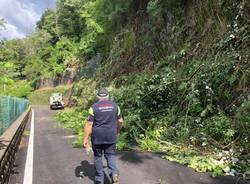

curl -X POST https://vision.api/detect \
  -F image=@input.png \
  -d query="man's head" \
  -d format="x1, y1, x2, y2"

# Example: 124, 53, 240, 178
97, 88, 109, 100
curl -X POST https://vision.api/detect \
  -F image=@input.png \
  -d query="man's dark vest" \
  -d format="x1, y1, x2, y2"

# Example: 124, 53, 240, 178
89, 100, 120, 144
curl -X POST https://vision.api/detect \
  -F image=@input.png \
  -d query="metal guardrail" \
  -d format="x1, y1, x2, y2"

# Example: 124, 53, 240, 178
0, 109, 31, 184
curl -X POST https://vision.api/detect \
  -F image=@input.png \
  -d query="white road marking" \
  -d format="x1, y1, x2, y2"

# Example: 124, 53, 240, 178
23, 109, 34, 184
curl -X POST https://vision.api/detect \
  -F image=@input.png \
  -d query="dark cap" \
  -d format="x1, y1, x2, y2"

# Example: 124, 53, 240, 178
97, 88, 109, 97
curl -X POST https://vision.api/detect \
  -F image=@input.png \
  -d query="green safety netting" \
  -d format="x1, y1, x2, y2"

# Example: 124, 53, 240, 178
0, 95, 29, 135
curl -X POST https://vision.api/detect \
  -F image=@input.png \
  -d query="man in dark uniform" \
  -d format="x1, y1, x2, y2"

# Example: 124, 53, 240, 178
83, 88, 123, 184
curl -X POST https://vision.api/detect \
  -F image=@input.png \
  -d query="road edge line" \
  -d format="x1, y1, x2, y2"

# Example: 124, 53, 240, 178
23, 109, 34, 184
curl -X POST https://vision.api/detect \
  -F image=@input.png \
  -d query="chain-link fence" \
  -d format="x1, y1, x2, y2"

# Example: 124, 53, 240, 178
0, 95, 29, 135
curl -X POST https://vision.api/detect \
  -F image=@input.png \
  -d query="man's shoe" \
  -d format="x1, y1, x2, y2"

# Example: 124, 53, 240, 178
112, 174, 119, 184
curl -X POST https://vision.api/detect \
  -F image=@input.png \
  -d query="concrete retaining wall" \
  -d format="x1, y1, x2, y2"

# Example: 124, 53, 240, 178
0, 109, 31, 184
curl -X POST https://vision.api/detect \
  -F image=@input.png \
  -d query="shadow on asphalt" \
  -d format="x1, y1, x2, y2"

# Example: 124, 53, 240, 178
198, 176, 249, 184
75, 160, 95, 181
117, 151, 250, 184
118, 151, 154, 164
75, 160, 112, 184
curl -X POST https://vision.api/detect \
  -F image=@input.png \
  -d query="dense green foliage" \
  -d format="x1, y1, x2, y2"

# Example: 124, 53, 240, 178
0, 0, 249, 179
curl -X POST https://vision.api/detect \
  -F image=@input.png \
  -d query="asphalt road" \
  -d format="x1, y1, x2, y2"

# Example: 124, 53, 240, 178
9, 106, 249, 184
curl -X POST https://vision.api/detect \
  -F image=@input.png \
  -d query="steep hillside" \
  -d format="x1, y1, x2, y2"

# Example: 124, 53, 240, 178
60, 0, 250, 178
0, 0, 249, 179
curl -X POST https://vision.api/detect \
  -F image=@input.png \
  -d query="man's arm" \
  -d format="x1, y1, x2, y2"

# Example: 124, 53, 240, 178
117, 106, 124, 133
83, 107, 94, 148
83, 121, 93, 148
117, 117, 124, 133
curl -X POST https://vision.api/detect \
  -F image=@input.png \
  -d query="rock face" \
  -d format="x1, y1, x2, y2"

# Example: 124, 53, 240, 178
34, 54, 102, 89
35, 68, 76, 89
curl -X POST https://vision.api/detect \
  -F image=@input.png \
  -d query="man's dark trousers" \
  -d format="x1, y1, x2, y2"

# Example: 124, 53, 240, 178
92, 143, 119, 182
